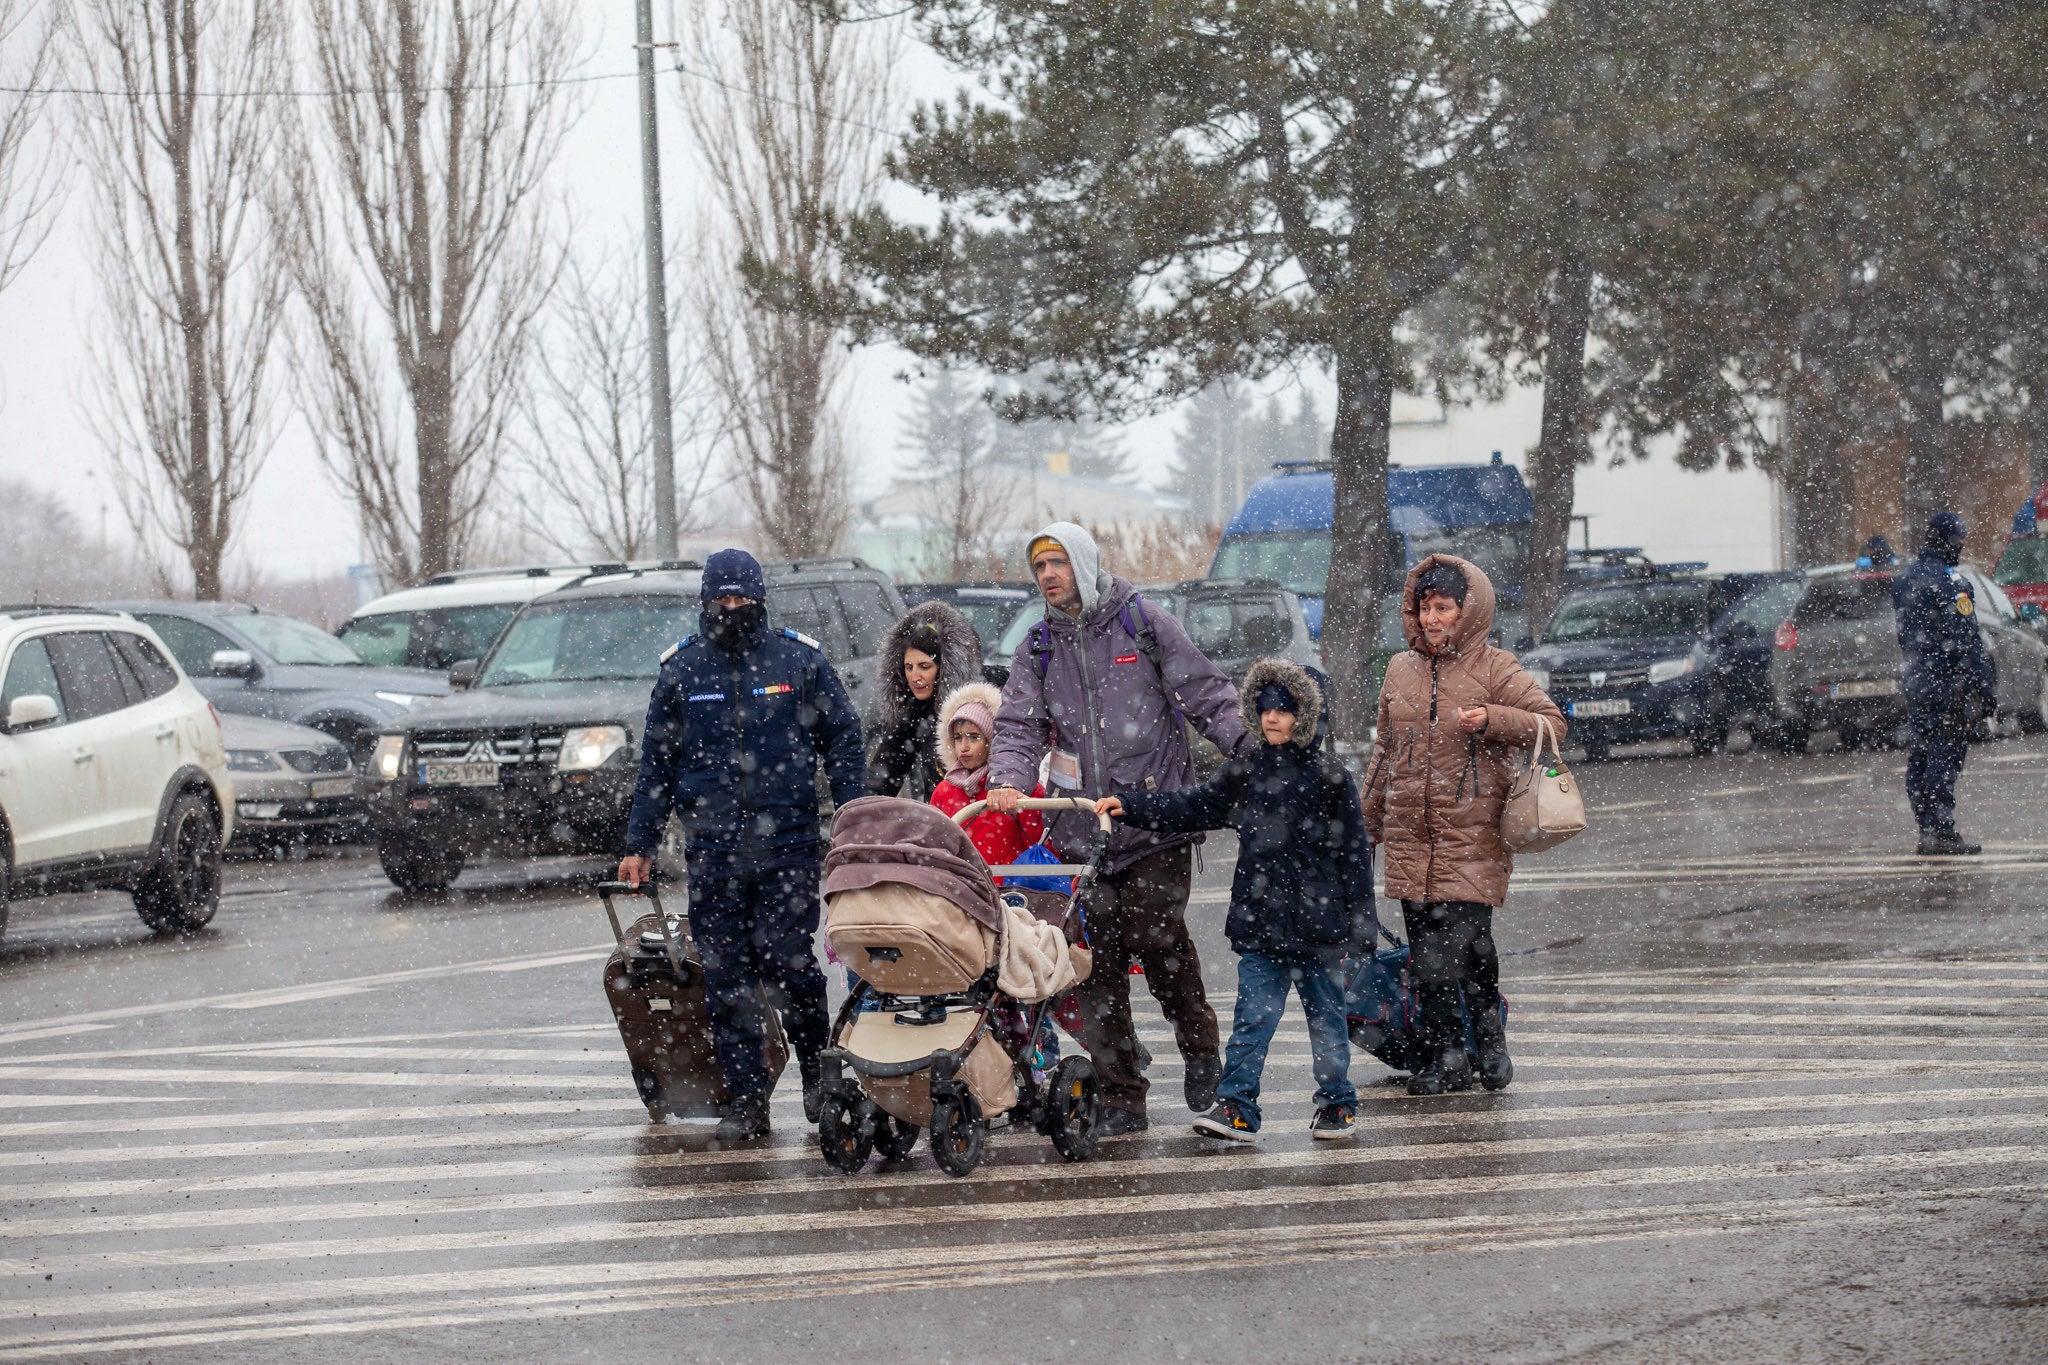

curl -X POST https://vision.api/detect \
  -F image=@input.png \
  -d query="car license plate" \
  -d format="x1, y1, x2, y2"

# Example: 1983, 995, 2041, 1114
1832, 679, 1899, 699
311, 777, 356, 800
420, 761, 499, 787
1569, 699, 1631, 718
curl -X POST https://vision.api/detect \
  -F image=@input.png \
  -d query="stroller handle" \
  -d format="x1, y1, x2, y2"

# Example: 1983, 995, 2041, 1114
951, 795, 1112, 834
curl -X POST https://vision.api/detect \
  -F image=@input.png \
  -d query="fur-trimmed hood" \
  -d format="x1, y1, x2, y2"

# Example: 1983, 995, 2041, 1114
1240, 657, 1321, 748
934, 680, 1004, 772
876, 599, 986, 727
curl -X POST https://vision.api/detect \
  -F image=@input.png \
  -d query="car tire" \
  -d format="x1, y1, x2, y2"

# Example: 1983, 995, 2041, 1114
1690, 725, 1729, 757
133, 792, 223, 935
377, 837, 465, 895
2020, 672, 2048, 735
1764, 722, 1810, 755
1580, 737, 1611, 763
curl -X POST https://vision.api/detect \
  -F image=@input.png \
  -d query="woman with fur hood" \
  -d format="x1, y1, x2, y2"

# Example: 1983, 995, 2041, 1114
1097, 659, 1375, 1142
928, 682, 1046, 867
866, 599, 986, 801
1362, 553, 1565, 1097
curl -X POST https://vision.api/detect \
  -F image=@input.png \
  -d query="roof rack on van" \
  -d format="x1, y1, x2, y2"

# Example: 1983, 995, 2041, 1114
420, 559, 701, 587
778, 558, 872, 573
0, 604, 122, 619
1177, 577, 1283, 591
1271, 460, 1334, 473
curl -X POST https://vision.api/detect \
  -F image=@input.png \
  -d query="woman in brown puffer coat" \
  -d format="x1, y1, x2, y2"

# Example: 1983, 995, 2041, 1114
1361, 554, 1564, 1097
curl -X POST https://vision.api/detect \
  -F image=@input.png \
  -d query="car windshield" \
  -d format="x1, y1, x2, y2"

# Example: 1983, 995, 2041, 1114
478, 598, 693, 687
1795, 576, 1896, 624
1210, 532, 1332, 597
1406, 523, 1531, 595
950, 596, 1027, 646
1544, 584, 1710, 643
1994, 535, 2048, 587
996, 599, 1046, 658
234, 614, 363, 666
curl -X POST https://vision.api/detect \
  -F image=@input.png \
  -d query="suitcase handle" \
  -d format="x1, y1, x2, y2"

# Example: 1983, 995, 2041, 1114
596, 879, 687, 981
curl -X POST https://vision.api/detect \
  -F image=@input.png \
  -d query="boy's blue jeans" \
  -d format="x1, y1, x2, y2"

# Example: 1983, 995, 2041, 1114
1216, 951, 1356, 1129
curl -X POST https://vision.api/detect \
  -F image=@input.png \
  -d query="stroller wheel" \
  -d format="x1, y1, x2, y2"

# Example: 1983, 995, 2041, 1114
873, 1113, 919, 1161
928, 1096, 987, 1177
818, 1092, 875, 1174
1045, 1055, 1100, 1162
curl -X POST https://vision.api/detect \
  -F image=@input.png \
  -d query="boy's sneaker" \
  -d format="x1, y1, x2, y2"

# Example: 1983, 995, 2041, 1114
1192, 1099, 1258, 1143
1309, 1103, 1357, 1140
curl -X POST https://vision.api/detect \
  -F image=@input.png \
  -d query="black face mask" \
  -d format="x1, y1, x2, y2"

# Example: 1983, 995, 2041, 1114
1932, 538, 1964, 568
702, 602, 767, 653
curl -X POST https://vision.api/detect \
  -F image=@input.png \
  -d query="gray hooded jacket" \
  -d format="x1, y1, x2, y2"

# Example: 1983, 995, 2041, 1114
991, 523, 1253, 872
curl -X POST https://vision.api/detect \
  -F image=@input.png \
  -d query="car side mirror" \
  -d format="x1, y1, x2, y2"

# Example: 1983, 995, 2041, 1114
4, 693, 59, 731
2021, 603, 2043, 623
1240, 616, 1292, 653
209, 649, 258, 679
448, 658, 480, 691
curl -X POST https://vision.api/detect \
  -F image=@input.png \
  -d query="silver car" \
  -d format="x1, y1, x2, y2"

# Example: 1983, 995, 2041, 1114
221, 713, 364, 845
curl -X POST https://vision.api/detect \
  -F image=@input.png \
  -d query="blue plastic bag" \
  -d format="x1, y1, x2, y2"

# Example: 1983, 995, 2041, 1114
997, 841, 1074, 895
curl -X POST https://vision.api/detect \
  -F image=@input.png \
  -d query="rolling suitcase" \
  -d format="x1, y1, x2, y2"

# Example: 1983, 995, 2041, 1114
598, 880, 788, 1120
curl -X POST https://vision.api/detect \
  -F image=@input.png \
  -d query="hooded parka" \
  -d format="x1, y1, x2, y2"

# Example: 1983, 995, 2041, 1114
866, 599, 986, 801
1361, 554, 1565, 907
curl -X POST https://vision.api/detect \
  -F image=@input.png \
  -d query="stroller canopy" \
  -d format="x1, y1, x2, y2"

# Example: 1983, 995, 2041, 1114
824, 796, 1003, 933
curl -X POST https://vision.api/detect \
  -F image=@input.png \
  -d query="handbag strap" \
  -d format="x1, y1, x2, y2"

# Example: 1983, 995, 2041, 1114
1528, 715, 1562, 767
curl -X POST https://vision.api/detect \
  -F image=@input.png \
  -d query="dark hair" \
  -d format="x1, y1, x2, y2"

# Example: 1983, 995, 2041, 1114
1413, 563, 1468, 607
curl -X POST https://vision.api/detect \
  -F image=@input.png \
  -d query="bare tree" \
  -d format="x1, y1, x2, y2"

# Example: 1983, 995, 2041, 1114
0, 0, 60, 297
277, 0, 580, 585
675, 0, 894, 559
901, 368, 1010, 578
72, 0, 290, 600
512, 241, 720, 561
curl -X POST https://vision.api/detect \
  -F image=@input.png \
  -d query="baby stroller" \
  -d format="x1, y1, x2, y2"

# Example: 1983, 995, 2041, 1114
816, 795, 1107, 1177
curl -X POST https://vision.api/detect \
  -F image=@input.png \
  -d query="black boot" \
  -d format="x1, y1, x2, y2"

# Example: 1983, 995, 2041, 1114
1471, 1007, 1512, 1092
1918, 827, 1981, 856
1406, 1046, 1476, 1096
799, 1054, 824, 1125
713, 1090, 771, 1142
1183, 1053, 1221, 1112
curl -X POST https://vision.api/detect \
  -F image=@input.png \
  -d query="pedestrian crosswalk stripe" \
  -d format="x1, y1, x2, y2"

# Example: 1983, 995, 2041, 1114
4, 1144, 2042, 1281
7, 1084, 2046, 1204
6, 1110, 2045, 1243
6, 1181, 2034, 1358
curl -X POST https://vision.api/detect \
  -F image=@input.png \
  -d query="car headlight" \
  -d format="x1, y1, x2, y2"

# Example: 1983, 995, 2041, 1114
370, 734, 407, 782
1647, 656, 1697, 685
1525, 667, 1550, 691
226, 749, 280, 772
558, 724, 630, 772
375, 691, 421, 708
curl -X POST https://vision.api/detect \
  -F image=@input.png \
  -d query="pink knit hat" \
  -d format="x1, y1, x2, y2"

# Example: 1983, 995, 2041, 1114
948, 695, 995, 747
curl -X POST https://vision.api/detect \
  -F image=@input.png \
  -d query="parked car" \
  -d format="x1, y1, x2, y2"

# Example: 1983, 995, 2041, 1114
899, 582, 1034, 670
337, 565, 598, 671
1764, 564, 2048, 752
220, 713, 363, 848
1699, 573, 1807, 749
362, 560, 904, 893
99, 601, 449, 763
1519, 573, 1763, 760
1144, 579, 1322, 678
0, 606, 233, 939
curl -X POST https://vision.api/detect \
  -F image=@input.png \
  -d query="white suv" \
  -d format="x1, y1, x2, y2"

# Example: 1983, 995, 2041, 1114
0, 607, 234, 940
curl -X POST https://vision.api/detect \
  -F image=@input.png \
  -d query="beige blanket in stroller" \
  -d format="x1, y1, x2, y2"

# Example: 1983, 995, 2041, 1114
996, 899, 1078, 1002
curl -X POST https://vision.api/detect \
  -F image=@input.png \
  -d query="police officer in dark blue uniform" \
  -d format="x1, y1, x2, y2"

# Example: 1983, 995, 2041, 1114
1893, 512, 1995, 856
617, 549, 865, 1140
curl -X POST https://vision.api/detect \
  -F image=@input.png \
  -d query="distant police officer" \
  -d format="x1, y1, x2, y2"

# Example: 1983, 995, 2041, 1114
1893, 512, 1994, 856
617, 549, 865, 1140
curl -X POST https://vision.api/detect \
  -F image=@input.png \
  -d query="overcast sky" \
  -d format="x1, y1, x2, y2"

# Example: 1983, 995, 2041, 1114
0, 3, 1776, 586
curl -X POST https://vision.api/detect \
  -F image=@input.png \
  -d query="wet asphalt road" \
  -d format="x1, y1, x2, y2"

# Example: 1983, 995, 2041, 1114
1, 735, 2045, 1361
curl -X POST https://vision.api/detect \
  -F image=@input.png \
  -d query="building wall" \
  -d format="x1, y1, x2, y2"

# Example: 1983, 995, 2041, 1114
1843, 422, 2030, 569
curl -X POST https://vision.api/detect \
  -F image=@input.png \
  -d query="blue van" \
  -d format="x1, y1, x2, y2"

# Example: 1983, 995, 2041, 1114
1208, 456, 1536, 645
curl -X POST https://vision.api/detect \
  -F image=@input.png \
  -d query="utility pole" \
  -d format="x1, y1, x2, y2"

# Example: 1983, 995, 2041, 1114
637, 0, 678, 558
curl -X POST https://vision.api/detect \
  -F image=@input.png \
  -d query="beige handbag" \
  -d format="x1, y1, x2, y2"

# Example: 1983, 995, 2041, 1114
1501, 717, 1586, 853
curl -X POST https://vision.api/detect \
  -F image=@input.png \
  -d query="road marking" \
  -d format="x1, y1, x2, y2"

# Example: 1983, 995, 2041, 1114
5, 1111, 2044, 1242
0, 945, 616, 1045
4, 1144, 2040, 1280
1792, 773, 1867, 785
10, 1185, 2033, 1357
0, 1182, 2028, 1342
0, 1064, 625, 1090
9, 1084, 2047, 1204
474, 952, 612, 973
210, 984, 372, 1010
0, 1024, 115, 1046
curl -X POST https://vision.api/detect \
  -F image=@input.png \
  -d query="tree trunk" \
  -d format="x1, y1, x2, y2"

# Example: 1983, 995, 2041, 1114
1784, 382, 1855, 566
169, 0, 221, 600
415, 343, 456, 577
2028, 380, 2048, 493
1525, 252, 1592, 640
1900, 323, 1948, 540
1321, 323, 1397, 743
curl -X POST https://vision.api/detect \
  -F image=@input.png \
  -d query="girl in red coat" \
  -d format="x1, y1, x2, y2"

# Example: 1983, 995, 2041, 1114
928, 682, 1046, 867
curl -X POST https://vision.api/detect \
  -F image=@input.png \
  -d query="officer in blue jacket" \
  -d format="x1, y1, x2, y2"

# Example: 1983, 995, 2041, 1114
617, 549, 865, 1140
1893, 512, 1994, 856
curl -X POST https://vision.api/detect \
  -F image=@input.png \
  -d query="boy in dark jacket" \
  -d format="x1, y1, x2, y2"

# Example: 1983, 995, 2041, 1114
1096, 659, 1375, 1141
